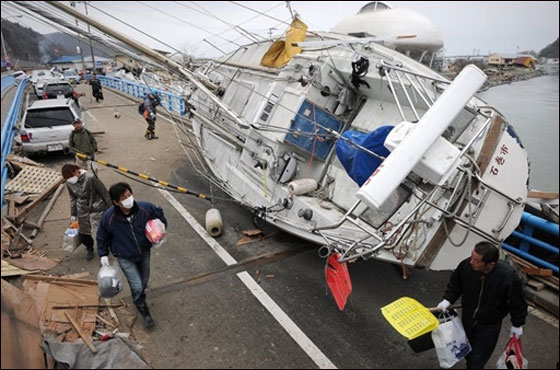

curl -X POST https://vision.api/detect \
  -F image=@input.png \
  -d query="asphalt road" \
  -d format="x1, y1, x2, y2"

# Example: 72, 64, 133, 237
6, 81, 558, 369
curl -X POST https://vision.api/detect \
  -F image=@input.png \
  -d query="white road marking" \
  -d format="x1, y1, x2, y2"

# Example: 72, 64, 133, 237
159, 189, 237, 266
159, 189, 337, 369
237, 271, 337, 369
528, 306, 559, 328
86, 110, 98, 122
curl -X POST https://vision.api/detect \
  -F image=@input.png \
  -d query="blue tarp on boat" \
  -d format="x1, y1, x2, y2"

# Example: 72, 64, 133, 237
335, 126, 394, 186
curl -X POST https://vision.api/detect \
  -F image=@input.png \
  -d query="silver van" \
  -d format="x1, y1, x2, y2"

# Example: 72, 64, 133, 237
19, 98, 84, 155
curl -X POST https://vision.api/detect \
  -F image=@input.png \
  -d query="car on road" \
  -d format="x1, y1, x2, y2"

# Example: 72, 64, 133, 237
42, 80, 76, 100
31, 69, 64, 98
18, 97, 84, 156
63, 69, 80, 84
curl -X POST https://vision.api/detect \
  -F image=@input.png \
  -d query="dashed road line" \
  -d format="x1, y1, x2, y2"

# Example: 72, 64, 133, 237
158, 189, 337, 369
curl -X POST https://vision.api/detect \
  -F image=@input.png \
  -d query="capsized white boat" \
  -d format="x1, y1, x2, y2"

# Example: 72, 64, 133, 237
44, 2, 529, 272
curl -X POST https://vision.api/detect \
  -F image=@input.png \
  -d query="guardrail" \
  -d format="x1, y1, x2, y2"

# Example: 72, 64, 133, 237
98, 76, 187, 116
1, 75, 16, 94
503, 211, 559, 275
1, 78, 28, 207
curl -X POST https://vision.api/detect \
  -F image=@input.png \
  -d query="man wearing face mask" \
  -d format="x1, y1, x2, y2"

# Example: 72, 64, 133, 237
61, 164, 112, 260
96, 182, 167, 329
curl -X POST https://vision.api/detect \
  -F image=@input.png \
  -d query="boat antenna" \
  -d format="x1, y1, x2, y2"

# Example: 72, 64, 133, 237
286, 1, 295, 19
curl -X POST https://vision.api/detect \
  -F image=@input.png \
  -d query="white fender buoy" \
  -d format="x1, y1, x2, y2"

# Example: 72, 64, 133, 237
205, 208, 223, 237
288, 178, 318, 195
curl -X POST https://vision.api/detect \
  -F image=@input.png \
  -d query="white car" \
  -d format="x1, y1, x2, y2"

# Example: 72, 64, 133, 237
11, 70, 27, 81
19, 98, 84, 155
31, 69, 64, 97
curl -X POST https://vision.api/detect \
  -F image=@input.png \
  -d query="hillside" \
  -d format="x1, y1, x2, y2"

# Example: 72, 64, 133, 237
539, 38, 559, 58
1, 18, 116, 65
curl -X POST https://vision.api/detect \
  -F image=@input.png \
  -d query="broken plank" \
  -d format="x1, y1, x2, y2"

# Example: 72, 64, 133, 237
104, 298, 121, 330
25, 275, 98, 285
16, 177, 64, 223
64, 312, 97, 353
95, 313, 116, 328
522, 267, 553, 276
31, 183, 65, 239
53, 303, 124, 309
527, 279, 545, 291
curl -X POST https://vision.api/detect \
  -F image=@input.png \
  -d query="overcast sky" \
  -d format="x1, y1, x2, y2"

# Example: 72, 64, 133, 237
2, 1, 559, 58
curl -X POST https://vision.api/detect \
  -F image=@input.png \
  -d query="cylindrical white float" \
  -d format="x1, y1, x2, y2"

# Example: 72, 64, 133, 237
288, 178, 318, 195
205, 208, 223, 237
356, 64, 487, 209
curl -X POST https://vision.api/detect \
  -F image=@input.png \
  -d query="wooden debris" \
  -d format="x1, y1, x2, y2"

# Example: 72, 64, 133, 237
1, 260, 40, 277
65, 312, 97, 353
6, 154, 44, 168
53, 303, 124, 309
16, 176, 64, 223
527, 279, 545, 291
96, 313, 117, 329
30, 183, 65, 238
522, 267, 553, 276
236, 230, 275, 246
25, 275, 98, 285
1, 280, 46, 369
104, 298, 122, 330
5, 166, 62, 194
7, 254, 60, 271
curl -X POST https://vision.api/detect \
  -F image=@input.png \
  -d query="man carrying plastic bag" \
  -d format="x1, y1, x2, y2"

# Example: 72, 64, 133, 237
431, 310, 471, 368
97, 182, 167, 329
435, 242, 528, 368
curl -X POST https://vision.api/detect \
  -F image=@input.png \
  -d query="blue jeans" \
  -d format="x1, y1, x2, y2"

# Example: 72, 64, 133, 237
117, 250, 151, 306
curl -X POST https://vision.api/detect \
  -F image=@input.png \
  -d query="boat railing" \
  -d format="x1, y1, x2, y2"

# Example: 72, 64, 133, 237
502, 212, 559, 275
97, 76, 188, 116
1, 78, 28, 207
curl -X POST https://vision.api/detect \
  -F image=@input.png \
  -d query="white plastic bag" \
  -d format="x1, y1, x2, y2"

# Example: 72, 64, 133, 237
431, 312, 471, 368
496, 336, 528, 369
62, 228, 80, 253
97, 264, 123, 298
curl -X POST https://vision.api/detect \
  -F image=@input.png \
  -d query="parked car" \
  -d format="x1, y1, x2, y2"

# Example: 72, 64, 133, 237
11, 70, 27, 81
42, 80, 75, 100
63, 69, 79, 84
31, 69, 64, 97
19, 98, 84, 155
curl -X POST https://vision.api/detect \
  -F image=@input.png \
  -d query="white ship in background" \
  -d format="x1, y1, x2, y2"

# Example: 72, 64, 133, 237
25, 1, 531, 272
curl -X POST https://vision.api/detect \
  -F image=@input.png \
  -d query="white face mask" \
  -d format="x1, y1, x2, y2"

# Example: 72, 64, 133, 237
67, 176, 79, 184
121, 195, 134, 209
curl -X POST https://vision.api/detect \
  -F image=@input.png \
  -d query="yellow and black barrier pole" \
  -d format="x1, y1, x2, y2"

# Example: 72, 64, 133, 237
75, 152, 211, 201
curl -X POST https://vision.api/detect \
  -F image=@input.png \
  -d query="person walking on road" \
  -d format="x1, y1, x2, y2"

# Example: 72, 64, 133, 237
437, 241, 528, 369
90, 73, 103, 102
69, 118, 97, 170
142, 92, 161, 140
97, 182, 167, 329
61, 163, 112, 261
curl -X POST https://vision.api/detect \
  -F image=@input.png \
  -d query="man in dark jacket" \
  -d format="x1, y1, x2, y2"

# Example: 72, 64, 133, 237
437, 242, 527, 369
97, 182, 167, 329
90, 73, 103, 102
143, 92, 160, 140
69, 118, 97, 170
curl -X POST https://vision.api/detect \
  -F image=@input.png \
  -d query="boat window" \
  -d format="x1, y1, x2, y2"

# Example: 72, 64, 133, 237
358, 1, 391, 14
259, 94, 278, 122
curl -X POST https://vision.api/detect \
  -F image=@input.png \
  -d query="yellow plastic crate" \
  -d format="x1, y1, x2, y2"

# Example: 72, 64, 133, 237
381, 297, 439, 340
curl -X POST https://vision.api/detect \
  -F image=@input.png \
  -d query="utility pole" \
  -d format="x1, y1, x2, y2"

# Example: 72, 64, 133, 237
71, 1, 86, 73
84, 1, 96, 73
1, 19, 11, 71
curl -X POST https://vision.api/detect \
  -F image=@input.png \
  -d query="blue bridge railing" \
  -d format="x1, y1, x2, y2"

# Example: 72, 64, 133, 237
503, 211, 559, 275
1, 78, 29, 207
1, 74, 16, 94
98, 76, 186, 116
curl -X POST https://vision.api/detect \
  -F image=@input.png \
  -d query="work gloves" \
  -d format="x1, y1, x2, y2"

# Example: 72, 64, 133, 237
70, 216, 77, 222
510, 326, 523, 338
100, 256, 109, 267
437, 299, 451, 312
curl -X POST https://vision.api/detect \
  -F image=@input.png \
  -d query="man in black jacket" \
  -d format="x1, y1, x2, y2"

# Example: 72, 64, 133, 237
97, 182, 167, 329
437, 242, 527, 369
